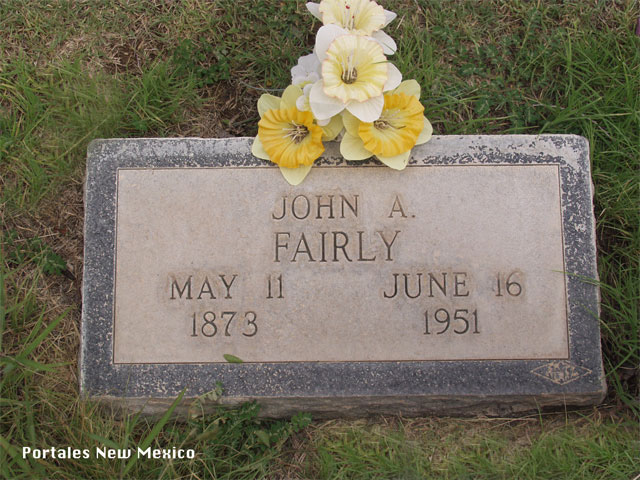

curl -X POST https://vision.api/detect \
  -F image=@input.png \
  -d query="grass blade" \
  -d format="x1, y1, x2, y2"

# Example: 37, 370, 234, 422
122, 388, 186, 476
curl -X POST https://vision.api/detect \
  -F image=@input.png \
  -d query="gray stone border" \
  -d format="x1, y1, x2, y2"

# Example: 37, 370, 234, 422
81, 135, 605, 417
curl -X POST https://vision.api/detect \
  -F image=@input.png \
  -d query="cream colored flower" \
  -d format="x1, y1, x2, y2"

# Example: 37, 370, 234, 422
319, 0, 385, 34
322, 34, 387, 103
309, 28, 402, 123
340, 80, 433, 170
307, 0, 397, 53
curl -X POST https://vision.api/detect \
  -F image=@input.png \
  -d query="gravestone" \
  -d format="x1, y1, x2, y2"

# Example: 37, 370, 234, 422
80, 135, 606, 417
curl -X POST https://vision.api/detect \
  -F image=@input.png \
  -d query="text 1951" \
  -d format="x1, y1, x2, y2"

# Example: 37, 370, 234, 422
424, 308, 479, 335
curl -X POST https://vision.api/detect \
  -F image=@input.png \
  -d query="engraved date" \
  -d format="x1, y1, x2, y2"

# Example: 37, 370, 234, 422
190, 311, 258, 338
424, 308, 479, 335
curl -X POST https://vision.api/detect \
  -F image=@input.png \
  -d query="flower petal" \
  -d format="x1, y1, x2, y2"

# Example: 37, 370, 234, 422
301, 52, 319, 71
341, 110, 360, 136
321, 114, 344, 141
291, 67, 307, 86
346, 94, 383, 122
296, 83, 314, 111
257, 94, 281, 118
383, 9, 397, 27
251, 135, 270, 160
383, 62, 402, 91
315, 24, 348, 61
306, 2, 322, 21
291, 53, 321, 86
296, 95, 307, 111
280, 84, 304, 109
394, 79, 421, 98
415, 116, 433, 145
377, 150, 411, 170
310, 80, 346, 120
279, 164, 313, 185
341, 132, 373, 160
372, 30, 397, 55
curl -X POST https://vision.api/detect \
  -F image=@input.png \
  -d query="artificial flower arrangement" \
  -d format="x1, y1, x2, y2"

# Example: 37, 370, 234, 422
252, 0, 433, 185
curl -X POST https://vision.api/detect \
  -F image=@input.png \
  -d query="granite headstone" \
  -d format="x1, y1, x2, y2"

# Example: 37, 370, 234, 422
80, 135, 606, 417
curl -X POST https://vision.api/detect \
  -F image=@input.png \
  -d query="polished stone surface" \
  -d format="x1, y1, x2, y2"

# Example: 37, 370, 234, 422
113, 165, 567, 363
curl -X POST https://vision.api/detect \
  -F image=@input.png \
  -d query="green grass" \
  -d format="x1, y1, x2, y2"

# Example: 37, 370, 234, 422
303, 415, 639, 479
1, 0, 639, 478
1, 57, 200, 209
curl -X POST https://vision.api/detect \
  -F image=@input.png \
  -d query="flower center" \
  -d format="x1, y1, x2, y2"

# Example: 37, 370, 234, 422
285, 122, 309, 143
341, 67, 358, 84
374, 111, 404, 131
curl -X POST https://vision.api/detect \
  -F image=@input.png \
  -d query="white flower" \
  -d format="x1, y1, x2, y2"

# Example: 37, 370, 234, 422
306, 0, 397, 54
291, 53, 322, 87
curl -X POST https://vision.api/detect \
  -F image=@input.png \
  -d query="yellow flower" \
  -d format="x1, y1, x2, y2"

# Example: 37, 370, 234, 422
340, 80, 433, 170
258, 108, 324, 169
359, 93, 424, 156
252, 85, 327, 185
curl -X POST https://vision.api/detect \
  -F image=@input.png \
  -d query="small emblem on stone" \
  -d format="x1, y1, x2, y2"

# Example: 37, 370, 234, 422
532, 361, 591, 385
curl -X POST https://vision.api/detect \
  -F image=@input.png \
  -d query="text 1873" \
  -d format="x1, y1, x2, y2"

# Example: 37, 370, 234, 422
190, 311, 258, 338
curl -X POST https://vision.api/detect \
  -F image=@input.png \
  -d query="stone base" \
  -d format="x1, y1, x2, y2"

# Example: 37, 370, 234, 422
97, 390, 606, 419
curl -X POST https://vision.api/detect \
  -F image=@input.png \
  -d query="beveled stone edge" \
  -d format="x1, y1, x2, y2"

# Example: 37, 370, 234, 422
92, 391, 606, 419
